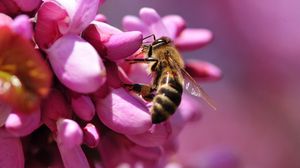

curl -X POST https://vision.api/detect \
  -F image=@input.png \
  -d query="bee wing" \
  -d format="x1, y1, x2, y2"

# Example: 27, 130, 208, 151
181, 68, 216, 110
167, 57, 216, 110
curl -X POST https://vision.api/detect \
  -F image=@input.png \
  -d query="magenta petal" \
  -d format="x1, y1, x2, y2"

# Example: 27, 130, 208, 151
0, 130, 24, 167
57, 0, 100, 34
83, 21, 142, 60
170, 93, 202, 137
71, 95, 95, 121
0, 102, 11, 127
83, 123, 99, 148
14, 0, 41, 12
57, 143, 89, 168
41, 90, 72, 131
96, 88, 151, 135
82, 21, 120, 57
95, 14, 107, 22
122, 15, 150, 35
162, 15, 186, 39
47, 35, 106, 93
129, 145, 162, 161
35, 1, 67, 49
185, 59, 222, 81
98, 132, 134, 168
175, 28, 213, 51
0, 1, 19, 17
57, 119, 83, 149
126, 122, 172, 147
139, 7, 170, 37
5, 109, 41, 137
127, 63, 152, 84
105, 31, 143, 60
105, 61, 132, 88
11, 15, 32, 40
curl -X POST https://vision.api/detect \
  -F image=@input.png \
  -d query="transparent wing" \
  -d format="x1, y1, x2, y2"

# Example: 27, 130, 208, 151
168, 57, 217, 110
181, 68, 216, 110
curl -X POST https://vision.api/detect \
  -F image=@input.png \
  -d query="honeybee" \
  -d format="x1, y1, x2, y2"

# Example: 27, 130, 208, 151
124, 35, 216, 124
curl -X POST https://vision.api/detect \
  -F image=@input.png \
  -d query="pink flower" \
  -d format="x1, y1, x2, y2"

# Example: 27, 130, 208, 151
123, 7, 213, 51
35, 0, 106, 93
0, 2, 220, 167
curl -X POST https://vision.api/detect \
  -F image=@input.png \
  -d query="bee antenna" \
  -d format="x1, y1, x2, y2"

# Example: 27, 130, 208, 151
143, 34, 156, 41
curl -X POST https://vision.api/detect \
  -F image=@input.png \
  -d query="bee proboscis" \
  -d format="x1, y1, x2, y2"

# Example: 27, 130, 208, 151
124, 35, 216, 124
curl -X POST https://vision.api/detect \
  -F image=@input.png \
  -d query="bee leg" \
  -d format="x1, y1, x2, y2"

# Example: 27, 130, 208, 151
125, 58, 157, 64
123, 83, 156, 102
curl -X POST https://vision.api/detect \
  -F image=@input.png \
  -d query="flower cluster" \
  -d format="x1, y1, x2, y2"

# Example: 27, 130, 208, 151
0, 0, 221, 167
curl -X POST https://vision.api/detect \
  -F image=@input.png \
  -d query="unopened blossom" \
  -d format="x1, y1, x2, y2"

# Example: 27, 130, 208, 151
0, 0, 42, 17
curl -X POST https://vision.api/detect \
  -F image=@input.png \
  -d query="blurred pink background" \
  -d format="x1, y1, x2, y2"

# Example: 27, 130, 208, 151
102, 1, 300, 167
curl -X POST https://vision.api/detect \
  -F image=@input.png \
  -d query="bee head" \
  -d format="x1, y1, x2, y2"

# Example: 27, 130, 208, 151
152, 36, 172, 48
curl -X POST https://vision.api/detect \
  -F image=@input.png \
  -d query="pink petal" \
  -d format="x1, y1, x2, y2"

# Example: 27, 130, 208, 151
0, 129, 24, 167
47, 34, 106, 93
11, 15, 32, 40
94, 14, 107, 22
57, 142, 89, 168
92, 82, 111, 99
82, 21, 120, 57
185, 59, 222, 81
176, 93, 202, 122
99, 0, 105, 5
105, 61, 132, 88
35, 1, 67, 49
83, 123, 99, 148
13, 0, 41, 12
98, 132, 161, 167
5, 109, 41, 137
97, 132, 134, 168
0, 102, 11, 127
139, 7, 170, 38
105, 31, 143, 60
56, 0, 100, 34
175, 28, 213, 51
129, 145, 162, 161
170, 93, 202, 137
127, 63, 152, 84
122, 15, 150, 35
96, 88, 151, 135
71, 95, 95, 121
83, 22, 143, 61
162, 138, 178, 155
162, 15, 186, 39
56, 119, 83, 148
0, 13, 13, 26
41, 89, 72, 131
0, 0, 19, 16
126, 122, 172, 147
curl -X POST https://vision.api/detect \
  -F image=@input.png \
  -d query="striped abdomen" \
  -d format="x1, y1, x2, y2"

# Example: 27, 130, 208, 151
151, 71, 183, 123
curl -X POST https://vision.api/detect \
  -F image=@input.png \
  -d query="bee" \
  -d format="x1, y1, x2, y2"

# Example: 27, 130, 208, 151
124, 35, 216, 124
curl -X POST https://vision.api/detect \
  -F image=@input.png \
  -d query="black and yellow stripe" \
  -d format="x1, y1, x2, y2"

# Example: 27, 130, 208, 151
151, 72, 183, 123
